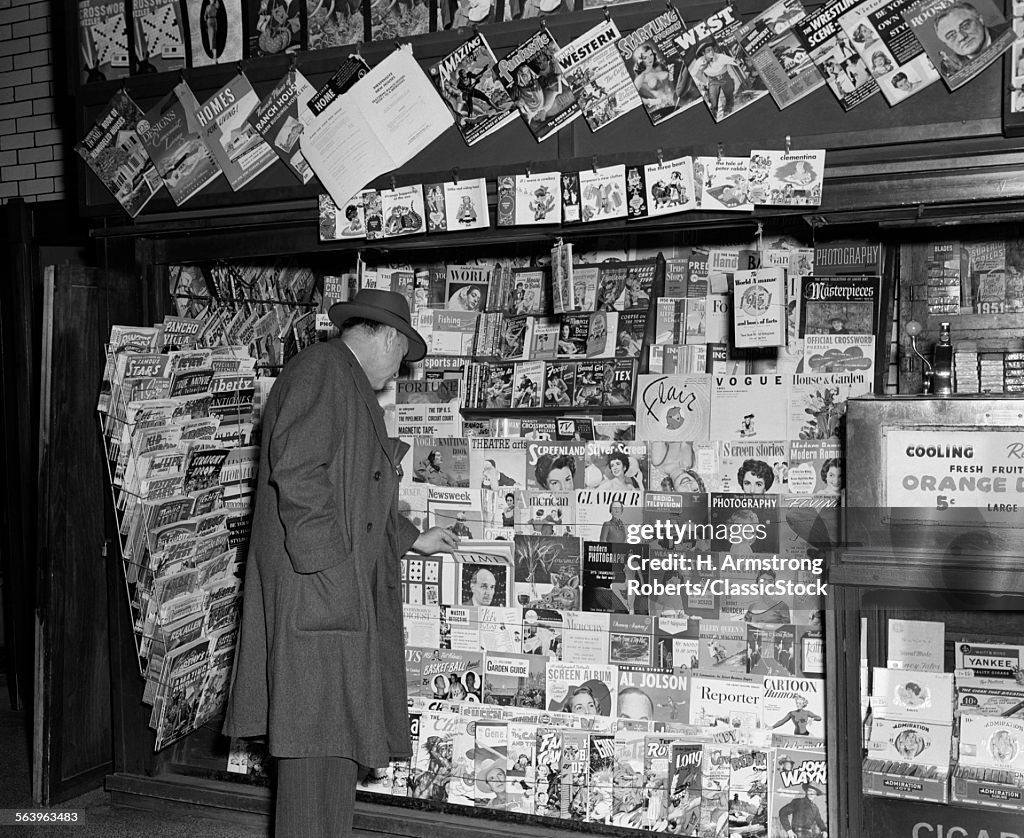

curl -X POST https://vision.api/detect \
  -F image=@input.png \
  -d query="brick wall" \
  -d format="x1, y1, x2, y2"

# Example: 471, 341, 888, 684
0, 0, 63, 203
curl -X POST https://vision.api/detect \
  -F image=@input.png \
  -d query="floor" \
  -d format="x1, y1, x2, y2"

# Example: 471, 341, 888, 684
0, 675, 268, 837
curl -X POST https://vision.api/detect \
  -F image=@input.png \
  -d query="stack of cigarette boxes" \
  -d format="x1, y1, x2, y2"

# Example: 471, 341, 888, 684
1004, 352, 1024, 394
979, 353, 1006, 393
954, 343, 979, 393
863, 668, 954, 803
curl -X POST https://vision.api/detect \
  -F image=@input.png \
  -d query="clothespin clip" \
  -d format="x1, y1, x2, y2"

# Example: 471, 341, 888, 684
657, 147, 664, 165
452, 167, 460, 184
785, 135, 792, 153
177, 68, 187, 84
755, 221, 764, 252
236, 60, 245, 77
526, 162, 533, 177
665, 0, 675, 10
539, 17, 551, 37
390, 175, 398, 192
603, 4, 611, 21
473, 23, 481, 35
592, 156, 599, 173
717, 142, 725, 162
290, 52, 298, 71
353, 41, 361, 57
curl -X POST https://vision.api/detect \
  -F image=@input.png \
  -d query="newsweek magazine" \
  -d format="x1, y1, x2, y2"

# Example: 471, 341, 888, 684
184, 72, 277, 192
903, 0, 1015, 90
556, 19, 643, 132
838, 0, 941, 106
430, 32, 518, 146
131, 0, 185, 74
497, 28, 581, 142
748, 149, 825, 206
183, 0, 244, 67
617, 6, 703, 125
250, 68, 316, 184
77, 89, 162, 217
794, 0, 880, 110
138, 85, 222, 206
736, 0, 826, 109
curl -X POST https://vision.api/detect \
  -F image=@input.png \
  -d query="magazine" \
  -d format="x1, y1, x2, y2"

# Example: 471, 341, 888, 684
787, 439, 843, 494
733, 268, 786, 348
248, 0, 305, 57
250, 68, 316, 184
545, 662, 618, 716
788, 371, 872, 441
431, 32, 518, 146
184, 72, 277, 191
763, 675, 825, 738
903, 0, 1016, 91
183, 0, 244, 67
497, 28, 581, 142
798, 274, 880, 336
794, 0, 880, 110
76, 90, 162, 217
138, 84, 222, 206
768, 747, 828, 838
838, 0, 940, 105
79, 0, 130, 83
131, 0, 185, 73
710, 374, 790, 441
305, 0, 364, 48
513, 534, 581, 608
634, 373, 712, 442
557, 19, 643, 132
691, 5, 771, 121
617, 6, 703, 125
736, 0, 825, 109
372, 0, 430, 41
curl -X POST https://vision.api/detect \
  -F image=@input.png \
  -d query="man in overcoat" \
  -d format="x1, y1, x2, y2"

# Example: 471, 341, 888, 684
223, 289, 458, 837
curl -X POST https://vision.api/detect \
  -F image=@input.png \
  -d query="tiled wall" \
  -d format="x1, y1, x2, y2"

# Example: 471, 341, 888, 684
0, 0, 63, 203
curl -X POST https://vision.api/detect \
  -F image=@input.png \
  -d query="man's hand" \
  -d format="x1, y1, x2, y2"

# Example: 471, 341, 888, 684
412, 526, 460, 554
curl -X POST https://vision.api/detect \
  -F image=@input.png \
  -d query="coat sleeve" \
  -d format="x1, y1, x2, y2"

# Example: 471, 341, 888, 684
266, 354, 350, 574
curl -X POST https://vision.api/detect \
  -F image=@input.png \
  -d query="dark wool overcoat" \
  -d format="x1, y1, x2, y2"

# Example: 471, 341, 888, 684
223, 339, 419, 764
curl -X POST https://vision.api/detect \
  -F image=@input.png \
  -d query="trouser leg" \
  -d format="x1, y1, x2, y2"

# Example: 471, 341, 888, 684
275, 756, 359, 838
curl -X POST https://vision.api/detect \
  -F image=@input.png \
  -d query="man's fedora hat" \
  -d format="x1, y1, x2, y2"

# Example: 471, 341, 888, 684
329, 289, 427, 362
